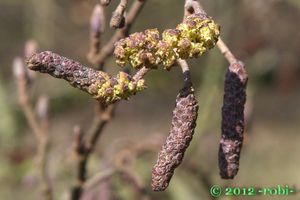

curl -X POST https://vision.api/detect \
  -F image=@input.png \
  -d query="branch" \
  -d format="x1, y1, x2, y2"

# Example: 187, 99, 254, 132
70, 2, 148, 199
13, 57, 52, 200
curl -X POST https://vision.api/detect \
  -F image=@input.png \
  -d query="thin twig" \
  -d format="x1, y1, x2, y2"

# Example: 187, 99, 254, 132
83, 168, 116, 192
216, 39, 237, 64
13, 57, 52, 200
120, 168, 150, 200
132, 66, 150, 81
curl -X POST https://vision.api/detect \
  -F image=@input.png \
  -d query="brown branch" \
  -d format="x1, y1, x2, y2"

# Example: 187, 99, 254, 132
86, 104, 116, 152
13, 57, 52, 200
70, 1, 148, 199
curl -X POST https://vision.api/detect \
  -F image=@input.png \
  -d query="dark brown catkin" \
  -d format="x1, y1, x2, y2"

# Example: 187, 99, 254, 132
219, 61, 248, 179
151, 85, 198, 191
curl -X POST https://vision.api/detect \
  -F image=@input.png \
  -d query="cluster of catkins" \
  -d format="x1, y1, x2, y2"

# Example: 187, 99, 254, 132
26, 14, 220, 105
114, 14, 220, 69
25, 12, 248, 192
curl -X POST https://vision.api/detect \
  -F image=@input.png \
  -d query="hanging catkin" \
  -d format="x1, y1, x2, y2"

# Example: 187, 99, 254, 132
219, 61, 248, 179
151, 83, 198, 191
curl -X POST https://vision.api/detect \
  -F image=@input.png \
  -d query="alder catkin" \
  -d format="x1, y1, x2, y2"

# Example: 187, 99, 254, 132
114, 14, 220, 70
26, 51, 145, 104
151, 85, 198, 191
219, 61, 248, 179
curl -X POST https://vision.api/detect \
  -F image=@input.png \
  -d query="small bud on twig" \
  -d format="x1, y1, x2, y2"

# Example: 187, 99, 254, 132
24, 39, 38, 58
151, 86, 199, 191
110, 0, 127, 29
13, 57, 25, 79
100, 0, 111, 6
219, 61, 248, 179
110, 11, 125, 29
35, 95, 49, 126
90, 4, 105, 34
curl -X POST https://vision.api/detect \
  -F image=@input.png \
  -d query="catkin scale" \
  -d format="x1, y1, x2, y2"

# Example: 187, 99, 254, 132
151, 85, 198, 191
219, 61, 248, 179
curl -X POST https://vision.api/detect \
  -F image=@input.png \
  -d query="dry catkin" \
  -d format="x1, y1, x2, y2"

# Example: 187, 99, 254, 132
151, 85, 198, 191
219, 61, 248, 179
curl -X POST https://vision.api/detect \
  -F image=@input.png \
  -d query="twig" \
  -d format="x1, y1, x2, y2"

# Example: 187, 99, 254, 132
120, 168, 150, 200
216, 39, 237, 64
83, 168, 116, 192
13, 57, 52, 200
132, 66, 150, 81
70, 1, 148, 199
86, 103, 116, 152
184, 0, 206, 16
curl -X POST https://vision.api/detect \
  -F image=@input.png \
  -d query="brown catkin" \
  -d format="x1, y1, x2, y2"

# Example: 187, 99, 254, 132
219, 61, 248, 179
151, 85, 198, 191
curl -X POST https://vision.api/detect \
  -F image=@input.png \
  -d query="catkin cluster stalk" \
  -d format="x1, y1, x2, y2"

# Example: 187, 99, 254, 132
219, 61, 248, 179
151, 85, 199, 191
26, 51, 145, 105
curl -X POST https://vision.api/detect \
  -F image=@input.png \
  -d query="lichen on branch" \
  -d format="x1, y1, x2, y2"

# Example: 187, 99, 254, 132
114, 14, 220, 70
26, 51, 145, 104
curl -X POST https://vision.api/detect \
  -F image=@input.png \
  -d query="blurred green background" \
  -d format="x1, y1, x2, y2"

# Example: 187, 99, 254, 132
0, 0, 300, 199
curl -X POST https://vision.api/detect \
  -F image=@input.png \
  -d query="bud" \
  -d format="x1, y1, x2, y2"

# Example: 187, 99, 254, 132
24, 39, 38, 58
35, 95, 49, 124
12, 57, 25, 79
219, 61, 248, 179
151, 86, 198, 191
100, 0, 111, 6
90, 4, 105, 34
110, 11, 125, 29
